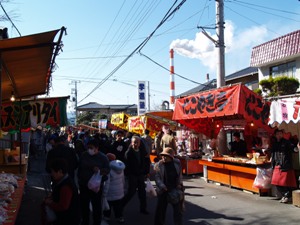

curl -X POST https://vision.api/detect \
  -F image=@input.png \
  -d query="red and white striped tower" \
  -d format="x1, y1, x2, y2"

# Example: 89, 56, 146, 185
170, 48, 175, 109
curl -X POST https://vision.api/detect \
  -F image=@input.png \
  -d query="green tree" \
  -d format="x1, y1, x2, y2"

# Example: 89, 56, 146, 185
259, 76, 299, 97
76, 111, 94, 125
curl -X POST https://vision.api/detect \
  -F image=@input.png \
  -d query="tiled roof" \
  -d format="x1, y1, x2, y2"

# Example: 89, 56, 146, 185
250, 30, 300, 67
77, 102, 137, 110
225, 67, 258, 81
77, 102, 103, 109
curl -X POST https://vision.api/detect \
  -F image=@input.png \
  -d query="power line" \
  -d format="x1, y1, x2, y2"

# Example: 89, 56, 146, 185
229, 0, 300, 23
139, 52, 201, 85
0, 1, 21, 36
58, 55, 129, 60
231, 0, 300, 16
225, 5, 280, 35
78, 0, 187, 104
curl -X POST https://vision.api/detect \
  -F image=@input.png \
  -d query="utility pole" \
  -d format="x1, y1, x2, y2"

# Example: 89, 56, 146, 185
147, 81, 150, 111
216, 0, 225, 88
199, 0, 225, 88
70, 80, 80, 125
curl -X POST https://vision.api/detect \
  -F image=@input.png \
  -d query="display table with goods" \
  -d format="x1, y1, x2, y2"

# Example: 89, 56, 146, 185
0, 148, 28, 177
199, 154, 271, 195
0, 173, 25, 224
174, 129, 204, 175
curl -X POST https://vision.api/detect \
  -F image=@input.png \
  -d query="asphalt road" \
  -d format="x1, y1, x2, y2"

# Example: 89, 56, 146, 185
15, 156, 300, 225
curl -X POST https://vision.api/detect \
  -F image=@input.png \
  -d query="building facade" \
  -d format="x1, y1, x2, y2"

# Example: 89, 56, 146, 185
250, 29, 300, 84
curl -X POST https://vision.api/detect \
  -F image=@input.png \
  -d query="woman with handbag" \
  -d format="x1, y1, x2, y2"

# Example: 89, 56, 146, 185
154, 147, 184, 225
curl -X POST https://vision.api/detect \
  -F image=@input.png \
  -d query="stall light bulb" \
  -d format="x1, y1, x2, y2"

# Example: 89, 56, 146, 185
10, 94, 15, 102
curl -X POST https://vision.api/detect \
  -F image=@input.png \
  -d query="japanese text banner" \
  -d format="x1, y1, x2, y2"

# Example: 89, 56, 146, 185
1, 97, 68, 131
173, 84, 271, 135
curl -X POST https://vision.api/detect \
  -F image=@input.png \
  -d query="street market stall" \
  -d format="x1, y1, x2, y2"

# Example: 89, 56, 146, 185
0, 27, 66, 224
268, 97, 300, 173
173, 83, 274, 191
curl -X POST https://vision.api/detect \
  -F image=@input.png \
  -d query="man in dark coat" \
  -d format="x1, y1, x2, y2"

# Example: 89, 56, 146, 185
46, 136, 78, 180
122, 136, 150, 215
109, 130, 128, 162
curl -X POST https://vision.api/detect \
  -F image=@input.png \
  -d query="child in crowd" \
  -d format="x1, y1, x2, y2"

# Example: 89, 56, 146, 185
103, 153, 126, 223
42, 158, 80, 225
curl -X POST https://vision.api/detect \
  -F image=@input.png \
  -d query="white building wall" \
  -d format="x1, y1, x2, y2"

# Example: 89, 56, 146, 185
258, 56, 300, 81
258, 56, 300, 95
258, 66, 270, 81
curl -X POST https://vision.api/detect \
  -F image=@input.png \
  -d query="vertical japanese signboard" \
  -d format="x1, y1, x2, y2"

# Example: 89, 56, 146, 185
138, 81, 146, 115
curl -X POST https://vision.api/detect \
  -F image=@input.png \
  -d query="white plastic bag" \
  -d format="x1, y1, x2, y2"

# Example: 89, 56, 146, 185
253, 167, 273, 189
145, 178, 157, 197
88, 171, 102, 193
102, 196, 110, 211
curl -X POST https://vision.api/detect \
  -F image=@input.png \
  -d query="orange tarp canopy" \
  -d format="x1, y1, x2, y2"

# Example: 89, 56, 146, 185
0, 27, 65, 102
173, 84, 272, 136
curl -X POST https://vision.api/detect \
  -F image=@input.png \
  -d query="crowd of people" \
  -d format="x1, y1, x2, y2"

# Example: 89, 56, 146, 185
35, 127, 184, 225
32, 123, 300, 225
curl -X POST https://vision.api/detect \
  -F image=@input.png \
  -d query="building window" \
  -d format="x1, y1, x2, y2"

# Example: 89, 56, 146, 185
270, 61, 296, 78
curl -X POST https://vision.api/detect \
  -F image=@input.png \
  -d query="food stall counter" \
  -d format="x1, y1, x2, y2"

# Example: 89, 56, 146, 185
199, 157, 271, 195
176, 156, 203, 175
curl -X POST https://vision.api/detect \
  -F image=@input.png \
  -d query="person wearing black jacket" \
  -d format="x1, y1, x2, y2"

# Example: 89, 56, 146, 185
122, 136, 150, 215
271, 129, 298, 203
109, 130, 128, 162
42, 158, 80, 225
230, 132, 248, 157
46, 136, 78, 180
77, 139, 110, 225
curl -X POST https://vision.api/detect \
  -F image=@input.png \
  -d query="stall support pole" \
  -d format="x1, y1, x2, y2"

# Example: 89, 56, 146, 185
0, 52, 2, 131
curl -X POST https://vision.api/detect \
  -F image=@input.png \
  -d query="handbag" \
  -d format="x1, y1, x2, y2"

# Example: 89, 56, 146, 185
145, 178, 157, 197
167, 188, 184, 204
88, 171, 102, 193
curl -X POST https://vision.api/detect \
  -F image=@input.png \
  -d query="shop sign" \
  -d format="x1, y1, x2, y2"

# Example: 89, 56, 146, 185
1, 97, 68, 131
173, 84, 272, 135
128, 116, 145, 134
99, 119, 107, 129
174, 84, 270, 126
137, 81, 146, 115
111, 113, 126, 125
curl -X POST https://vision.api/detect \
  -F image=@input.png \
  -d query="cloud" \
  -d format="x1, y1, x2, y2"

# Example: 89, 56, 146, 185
170, 20, 268, 73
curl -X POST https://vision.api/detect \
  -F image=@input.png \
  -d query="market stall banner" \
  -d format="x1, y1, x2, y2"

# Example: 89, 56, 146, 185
173, 84, 272, 136
128, 116, 145, 135
268, 98, 300, 137
1, 97, 68, 132
110, 112, 129, 130
127, 114, 176, 138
